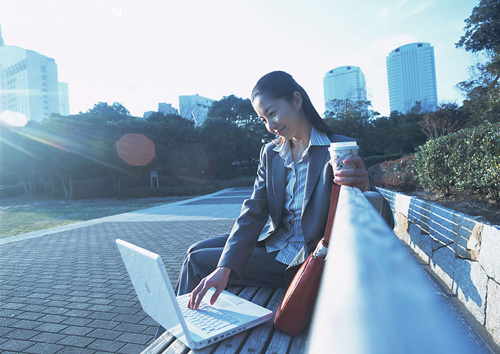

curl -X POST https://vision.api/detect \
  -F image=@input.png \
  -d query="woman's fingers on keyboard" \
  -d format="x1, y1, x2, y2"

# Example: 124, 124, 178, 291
210, 286, 224, 306
190, 267, 230, 310
189, 280, 208, 309
193, 281, 209, 310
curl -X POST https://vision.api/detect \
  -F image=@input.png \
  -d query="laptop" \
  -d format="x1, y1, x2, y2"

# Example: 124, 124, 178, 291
115, 239, 273, 349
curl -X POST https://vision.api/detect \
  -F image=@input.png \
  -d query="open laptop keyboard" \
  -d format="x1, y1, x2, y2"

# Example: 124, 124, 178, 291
177, 296, 239, 333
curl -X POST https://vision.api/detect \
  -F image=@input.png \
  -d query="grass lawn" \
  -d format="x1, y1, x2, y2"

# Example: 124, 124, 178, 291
0, 196, 188, 238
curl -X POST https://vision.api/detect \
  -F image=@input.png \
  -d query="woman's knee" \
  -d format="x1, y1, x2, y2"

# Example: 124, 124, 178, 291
187, 234, 229, 254
187, 240, 203, 255
188, 248, 217, 270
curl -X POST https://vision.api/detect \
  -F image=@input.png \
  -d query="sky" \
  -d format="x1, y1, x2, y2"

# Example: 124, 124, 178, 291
0, 0, 481, 118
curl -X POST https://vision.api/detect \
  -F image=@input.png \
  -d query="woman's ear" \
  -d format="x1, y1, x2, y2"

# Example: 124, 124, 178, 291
293, 91, 303, 110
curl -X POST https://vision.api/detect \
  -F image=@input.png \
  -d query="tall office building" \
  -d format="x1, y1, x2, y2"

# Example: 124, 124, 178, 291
58, 82, 70, 116
323, 66, 367, 110
143, 102, 178, 119
0, 25, 69, 121
179, 94, 215, 126
386, 42, 438, 113
158, 103, 178, 115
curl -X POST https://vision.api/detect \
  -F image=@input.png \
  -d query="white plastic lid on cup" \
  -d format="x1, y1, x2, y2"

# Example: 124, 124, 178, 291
329, 141, 359, 150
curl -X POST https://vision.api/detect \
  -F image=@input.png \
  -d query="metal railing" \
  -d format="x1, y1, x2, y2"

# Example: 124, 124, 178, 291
307, 186, 477, 354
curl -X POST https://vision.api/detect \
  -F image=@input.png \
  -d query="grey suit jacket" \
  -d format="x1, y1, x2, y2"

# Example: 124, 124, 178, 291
218, 133, 360, 282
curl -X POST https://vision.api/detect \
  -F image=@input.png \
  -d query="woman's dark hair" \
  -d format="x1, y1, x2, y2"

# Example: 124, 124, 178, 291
251, 71, 334, 135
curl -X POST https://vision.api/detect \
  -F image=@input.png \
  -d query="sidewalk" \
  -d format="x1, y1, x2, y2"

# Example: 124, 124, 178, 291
0, 187, 252, 353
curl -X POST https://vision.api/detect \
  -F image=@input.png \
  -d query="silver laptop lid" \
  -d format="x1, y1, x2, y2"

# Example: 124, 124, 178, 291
115, 239, 193, 345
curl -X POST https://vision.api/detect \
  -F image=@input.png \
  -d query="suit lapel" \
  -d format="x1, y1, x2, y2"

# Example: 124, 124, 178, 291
302, 145, 329, 214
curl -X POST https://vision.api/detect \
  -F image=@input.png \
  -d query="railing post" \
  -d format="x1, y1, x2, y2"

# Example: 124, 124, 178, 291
307, 186, 476, 354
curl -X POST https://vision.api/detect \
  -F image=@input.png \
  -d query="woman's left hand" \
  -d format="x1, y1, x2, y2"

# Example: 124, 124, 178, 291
332, 156, 370, 192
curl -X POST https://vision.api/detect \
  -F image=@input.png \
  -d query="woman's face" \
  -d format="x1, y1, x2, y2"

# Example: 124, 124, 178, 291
252, 92, 308, 141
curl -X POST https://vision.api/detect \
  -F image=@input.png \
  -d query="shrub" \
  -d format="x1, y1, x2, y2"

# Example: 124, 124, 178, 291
370, 155, 418, 192
412, 137, 457, 195
364, 153, 403, 167
413, 122, 500, 201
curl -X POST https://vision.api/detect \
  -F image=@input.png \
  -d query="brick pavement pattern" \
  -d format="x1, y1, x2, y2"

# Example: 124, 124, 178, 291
0, 188, 250, 353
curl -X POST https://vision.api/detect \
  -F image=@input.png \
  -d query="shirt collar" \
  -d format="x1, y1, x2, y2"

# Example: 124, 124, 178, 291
273, 126, 330, 154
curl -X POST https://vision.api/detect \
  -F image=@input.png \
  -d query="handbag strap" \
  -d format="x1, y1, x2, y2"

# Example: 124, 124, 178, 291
322, 184, 341, 246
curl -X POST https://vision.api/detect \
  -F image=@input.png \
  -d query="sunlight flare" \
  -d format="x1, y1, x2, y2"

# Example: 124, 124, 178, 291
0, 111, 28, 127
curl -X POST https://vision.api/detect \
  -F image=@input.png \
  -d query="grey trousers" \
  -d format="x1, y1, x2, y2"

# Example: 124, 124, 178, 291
175, 234, 288, 295
154, 234, 287, 339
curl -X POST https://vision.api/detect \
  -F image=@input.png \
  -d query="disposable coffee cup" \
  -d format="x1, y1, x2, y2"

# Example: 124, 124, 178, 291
329, 141, 359, 172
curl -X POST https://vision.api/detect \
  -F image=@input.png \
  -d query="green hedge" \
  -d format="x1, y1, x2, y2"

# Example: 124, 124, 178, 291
364, 153, 404, 167
413, 122, 500, 201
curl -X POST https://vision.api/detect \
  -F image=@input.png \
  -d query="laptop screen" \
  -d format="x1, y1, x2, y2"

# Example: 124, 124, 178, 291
116, 239, 187, 334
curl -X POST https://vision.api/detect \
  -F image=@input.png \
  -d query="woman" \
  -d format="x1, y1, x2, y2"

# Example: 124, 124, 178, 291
180, 71, 392, 311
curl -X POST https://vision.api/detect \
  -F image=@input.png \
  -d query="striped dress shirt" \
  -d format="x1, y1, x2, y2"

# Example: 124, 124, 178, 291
266, 127, 332, 265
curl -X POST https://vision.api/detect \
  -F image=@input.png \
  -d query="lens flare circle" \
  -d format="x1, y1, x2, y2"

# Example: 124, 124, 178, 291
0, 111, 28, 127
116, 133, 155, 166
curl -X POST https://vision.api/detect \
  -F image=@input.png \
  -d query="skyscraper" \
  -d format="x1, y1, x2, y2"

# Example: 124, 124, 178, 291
0, 25, 70, 121
323, 66, 367, 111
386, 42, 438, 113
143, 103, 178, 119
179, 94, 215, 126
58, 82, 70, 116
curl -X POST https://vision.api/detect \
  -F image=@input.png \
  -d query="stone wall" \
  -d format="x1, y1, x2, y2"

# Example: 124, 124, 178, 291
379, 188, 500, 347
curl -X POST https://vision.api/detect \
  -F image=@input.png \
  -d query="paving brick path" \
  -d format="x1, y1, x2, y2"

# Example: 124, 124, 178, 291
0, 188, 251, 353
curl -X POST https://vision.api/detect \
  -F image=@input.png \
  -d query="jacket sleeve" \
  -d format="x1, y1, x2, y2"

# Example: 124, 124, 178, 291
217, 144, 272, 281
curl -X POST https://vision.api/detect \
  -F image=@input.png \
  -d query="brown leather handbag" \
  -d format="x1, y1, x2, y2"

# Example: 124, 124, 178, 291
274, 184, 340, 336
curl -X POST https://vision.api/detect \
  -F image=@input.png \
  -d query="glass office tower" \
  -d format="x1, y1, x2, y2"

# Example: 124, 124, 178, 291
386, 42, 438, 113
179, 94, 215, 126
323, 66, 367, 111
0, 25, 69, 121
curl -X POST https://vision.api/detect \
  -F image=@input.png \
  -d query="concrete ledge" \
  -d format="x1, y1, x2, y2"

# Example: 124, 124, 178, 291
481, 225, 500, 281
379, 188, 500, 348
309, 186, 482, 353
487, 280, 500, 343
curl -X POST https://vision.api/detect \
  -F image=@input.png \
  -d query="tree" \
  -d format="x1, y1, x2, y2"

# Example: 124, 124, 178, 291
38, 115, 109, 198
85, 102, 132, 122
324, 99, 377, 121
456, 0, 500, 124
418, 103, 467, 139
324, 99, 378, 155
205, 95, 273, 176
458, 61, 500, 124
367, 109, 426, 157
200, 118, 245, 179
208, 95, 256, 125
143, 113, 205, 180
0, 122, 41, 194
456, 0, 500, 54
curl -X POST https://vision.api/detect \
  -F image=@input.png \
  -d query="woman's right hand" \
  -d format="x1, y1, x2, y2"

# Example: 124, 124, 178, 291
188, 266, 231, 310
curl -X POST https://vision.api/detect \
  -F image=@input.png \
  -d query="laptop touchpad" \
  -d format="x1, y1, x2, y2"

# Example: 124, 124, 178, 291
214, 296, 243, 308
